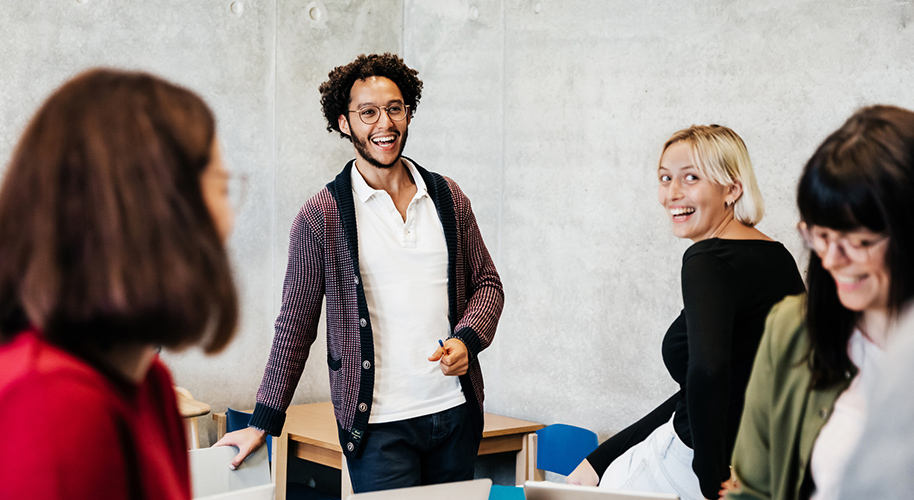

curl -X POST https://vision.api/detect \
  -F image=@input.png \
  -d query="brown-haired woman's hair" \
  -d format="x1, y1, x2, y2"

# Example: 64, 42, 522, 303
798, 105, 914, 388
0, 68, 237, 354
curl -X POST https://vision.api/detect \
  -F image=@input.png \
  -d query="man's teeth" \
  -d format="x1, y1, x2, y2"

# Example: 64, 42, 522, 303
670, 207, 695, 216
372, 135, 396, 145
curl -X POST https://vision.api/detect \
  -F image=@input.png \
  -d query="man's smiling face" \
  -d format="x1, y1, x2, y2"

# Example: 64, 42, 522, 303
339, 76, 410, 169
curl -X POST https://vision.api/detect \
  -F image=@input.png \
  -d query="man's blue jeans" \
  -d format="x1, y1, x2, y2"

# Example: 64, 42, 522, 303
346, 403, 480, 493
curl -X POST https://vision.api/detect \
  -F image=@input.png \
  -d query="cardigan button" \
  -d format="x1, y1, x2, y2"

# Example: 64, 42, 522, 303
362, 360, 371, 370
347, 442, 355, 452
359, 318, 367, 327
845, 370, 852, 379
354, 276, 360, 285
819, 407, 829, 419
358, 402, 368, 412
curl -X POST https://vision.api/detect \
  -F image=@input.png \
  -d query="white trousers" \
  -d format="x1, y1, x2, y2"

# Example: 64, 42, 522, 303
599, 416, 705, 500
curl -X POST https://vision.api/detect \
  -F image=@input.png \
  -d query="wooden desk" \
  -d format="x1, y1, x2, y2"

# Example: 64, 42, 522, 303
215, 402, 543, 500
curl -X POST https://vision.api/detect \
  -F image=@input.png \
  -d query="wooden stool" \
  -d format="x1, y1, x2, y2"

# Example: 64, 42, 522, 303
174, 386, 211, 449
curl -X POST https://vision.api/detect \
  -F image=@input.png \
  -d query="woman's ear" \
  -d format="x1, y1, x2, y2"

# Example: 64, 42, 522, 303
727, 179, 744, 205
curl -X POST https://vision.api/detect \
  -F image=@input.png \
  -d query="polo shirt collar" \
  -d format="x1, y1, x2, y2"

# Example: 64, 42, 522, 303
350, 158, 428, 203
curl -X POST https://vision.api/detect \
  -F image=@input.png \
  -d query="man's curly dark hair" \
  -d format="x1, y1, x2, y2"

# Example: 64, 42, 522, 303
319, 53, 423, 140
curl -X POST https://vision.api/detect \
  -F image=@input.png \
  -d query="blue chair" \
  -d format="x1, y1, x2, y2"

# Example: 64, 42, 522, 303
534, 423, 599, 476
488, 484, 525, 500
225, 408, 273, 461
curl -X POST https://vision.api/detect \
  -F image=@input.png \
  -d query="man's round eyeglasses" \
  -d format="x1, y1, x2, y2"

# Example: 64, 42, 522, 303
797, 222, 888, 261
348, 104, 409, 125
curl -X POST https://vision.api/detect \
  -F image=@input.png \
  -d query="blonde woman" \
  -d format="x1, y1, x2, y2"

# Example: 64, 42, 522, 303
569, 125, 804, 500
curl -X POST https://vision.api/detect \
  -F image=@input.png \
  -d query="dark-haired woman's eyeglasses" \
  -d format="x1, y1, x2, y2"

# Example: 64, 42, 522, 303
348, 103, 409, 125
227, 172, 249, 211
797, 222, 888, 261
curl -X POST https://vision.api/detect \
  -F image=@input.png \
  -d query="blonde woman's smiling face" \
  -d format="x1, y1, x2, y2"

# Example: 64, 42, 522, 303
658, 141, 735, 242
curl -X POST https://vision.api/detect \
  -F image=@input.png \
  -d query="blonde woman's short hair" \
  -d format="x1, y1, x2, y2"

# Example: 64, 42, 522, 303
660, 124, 764, 226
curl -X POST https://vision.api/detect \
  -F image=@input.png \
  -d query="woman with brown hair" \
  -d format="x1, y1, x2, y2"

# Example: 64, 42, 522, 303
728, 105, 914, 500
0, 68, 239, 499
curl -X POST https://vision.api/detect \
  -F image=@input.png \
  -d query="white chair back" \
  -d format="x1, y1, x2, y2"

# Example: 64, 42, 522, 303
188, 445, 274, 500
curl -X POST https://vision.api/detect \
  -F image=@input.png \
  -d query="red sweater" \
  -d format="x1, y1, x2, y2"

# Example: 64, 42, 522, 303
0, 330, 190, 500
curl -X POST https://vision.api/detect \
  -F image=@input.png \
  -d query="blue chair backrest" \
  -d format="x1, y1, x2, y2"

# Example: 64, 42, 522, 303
535, 423, 599, 476
488, 484, 525, 500
226, 408, 273, 460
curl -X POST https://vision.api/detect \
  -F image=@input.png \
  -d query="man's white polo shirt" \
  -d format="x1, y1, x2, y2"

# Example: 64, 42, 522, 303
351, 159, 466, 424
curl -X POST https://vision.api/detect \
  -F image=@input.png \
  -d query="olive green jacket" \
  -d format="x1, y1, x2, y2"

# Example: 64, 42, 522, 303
727, 295, 855, 500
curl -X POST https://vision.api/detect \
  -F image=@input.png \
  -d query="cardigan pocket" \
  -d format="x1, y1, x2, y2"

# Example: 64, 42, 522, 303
327, 351, 342, 371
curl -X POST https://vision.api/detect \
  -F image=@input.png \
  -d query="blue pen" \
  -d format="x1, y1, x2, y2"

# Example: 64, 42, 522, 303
438, 339, 445, 349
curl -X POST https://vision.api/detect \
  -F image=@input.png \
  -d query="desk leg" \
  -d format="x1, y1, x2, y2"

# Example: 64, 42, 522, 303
515, 433, 529, 484
518, 433, 543, 484
275, 431, 288, 500
341, 453, 353, 499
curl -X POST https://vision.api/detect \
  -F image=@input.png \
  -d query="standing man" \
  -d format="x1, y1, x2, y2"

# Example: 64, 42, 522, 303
217, 53, 504, 493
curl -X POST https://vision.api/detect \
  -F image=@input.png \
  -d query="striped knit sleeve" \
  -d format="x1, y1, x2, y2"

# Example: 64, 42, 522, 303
448, 179, 504, 358
251, 200, 326, 434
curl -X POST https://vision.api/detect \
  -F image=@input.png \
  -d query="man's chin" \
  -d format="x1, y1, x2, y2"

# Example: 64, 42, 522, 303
364, 148, 407, 169
365, 156, 400, 169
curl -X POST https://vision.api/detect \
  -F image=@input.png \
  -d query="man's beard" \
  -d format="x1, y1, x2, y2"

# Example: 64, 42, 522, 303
351, 128, 409, 169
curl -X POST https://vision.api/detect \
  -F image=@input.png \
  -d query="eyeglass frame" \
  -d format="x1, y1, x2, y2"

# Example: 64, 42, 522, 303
205, 170, 250, 211
227, 172, 250, 211
797, 221, 889, 261
347, 103, 410, 125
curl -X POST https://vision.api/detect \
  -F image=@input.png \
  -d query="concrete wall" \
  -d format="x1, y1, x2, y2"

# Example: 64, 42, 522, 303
2, 0, 914, 453
0, 0, 402, 446
402, 0, 914, 441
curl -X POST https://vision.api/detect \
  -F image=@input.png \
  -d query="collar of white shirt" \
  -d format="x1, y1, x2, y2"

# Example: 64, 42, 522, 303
350, 158, 428, 203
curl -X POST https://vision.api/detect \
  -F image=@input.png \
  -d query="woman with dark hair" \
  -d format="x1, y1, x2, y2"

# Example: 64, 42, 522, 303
0, 69, 239, 499
728, 105, 914, 500
569, 125, 804, 500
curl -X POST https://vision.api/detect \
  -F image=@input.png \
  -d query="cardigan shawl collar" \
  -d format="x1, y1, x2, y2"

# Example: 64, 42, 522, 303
328, 159, 460, 335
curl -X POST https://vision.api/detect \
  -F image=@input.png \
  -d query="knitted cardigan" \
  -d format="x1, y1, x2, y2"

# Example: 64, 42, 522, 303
250, 158, 504, 457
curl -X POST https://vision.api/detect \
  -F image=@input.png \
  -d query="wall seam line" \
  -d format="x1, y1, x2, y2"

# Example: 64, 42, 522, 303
271, 0, 278, 326
498, 0, 506, 265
